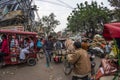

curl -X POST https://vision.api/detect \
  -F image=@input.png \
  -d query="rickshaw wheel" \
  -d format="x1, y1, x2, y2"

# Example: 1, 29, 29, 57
27, 58, 36, 66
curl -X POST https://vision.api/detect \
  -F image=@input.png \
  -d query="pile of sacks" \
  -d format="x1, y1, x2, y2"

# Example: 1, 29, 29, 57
90, 34, 106, 49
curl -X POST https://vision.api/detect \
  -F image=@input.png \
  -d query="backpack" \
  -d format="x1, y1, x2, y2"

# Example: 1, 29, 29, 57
37, 40, 42, 48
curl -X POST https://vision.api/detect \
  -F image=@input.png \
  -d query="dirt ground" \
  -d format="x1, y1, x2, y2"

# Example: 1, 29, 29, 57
0, 56, 72, 80
0, 54, 110, 80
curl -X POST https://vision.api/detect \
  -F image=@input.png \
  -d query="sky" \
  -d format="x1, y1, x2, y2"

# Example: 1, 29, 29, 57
34, 0, 112, 32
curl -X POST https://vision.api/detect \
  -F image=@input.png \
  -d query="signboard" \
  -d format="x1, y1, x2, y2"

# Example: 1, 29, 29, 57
0, 26, 24, 31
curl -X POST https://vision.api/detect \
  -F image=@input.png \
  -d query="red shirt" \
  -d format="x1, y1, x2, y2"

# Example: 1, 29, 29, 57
1, 39, 9, 54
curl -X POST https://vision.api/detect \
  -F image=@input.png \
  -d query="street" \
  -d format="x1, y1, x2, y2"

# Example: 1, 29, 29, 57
0, 56, 71, 80
0, 0, 119, 80
0, 54, 101, 80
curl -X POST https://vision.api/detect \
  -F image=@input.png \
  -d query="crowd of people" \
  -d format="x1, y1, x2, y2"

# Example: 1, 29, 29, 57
0, 33, 118, 80
40, 34, 117, 80
35, 35, 91, 80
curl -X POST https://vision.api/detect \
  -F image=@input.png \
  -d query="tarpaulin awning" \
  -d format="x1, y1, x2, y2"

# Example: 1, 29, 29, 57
103, 22, 120, 40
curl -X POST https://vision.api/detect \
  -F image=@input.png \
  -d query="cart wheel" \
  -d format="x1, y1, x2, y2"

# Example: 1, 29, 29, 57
27, 58, 36, 66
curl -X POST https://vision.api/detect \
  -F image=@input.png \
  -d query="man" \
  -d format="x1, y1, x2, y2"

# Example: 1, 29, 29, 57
81, 39, 89, 51
54, 39, 63, 55
0, 34, 9, 64
44, 35, 54, 67
19, 37, 34, 60
67, 42, 91, 80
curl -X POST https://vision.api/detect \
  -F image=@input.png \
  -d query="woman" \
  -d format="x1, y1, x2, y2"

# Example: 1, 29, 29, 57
0, 34, 9, 64
67, 42, 91, 80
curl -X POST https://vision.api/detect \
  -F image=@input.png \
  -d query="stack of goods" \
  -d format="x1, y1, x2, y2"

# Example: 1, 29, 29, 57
90, 34, 106, 49
52, 51, 65, 63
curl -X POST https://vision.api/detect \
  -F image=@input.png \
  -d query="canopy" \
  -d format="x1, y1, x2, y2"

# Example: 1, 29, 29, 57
103, 22, 120, 40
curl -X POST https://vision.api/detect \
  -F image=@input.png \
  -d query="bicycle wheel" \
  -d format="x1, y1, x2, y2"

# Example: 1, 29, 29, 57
63, 60, 73, 75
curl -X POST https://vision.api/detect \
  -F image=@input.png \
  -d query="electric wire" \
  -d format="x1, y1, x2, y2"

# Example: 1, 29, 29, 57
57, 0, 74, 9
36, 0, 73, 9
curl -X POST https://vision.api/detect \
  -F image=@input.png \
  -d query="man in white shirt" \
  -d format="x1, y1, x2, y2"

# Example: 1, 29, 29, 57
19, 37, 34, 60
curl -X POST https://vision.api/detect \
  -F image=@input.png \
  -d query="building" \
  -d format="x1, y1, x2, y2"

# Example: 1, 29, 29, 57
0, 0, 35, 31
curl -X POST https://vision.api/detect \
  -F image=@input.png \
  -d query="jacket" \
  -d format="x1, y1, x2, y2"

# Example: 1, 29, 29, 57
1, 39, 9, 54
44, 40, 54, 50
68, 48, 91, 75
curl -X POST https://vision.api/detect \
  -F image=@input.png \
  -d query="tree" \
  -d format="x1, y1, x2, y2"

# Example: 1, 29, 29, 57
108, 0, 120, 21
41, 13, 60, 36
34, 20, 43, 32
67, 1, 111, 37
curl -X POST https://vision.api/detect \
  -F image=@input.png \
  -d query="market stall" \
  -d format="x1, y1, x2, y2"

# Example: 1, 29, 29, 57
96, 22, 120, 80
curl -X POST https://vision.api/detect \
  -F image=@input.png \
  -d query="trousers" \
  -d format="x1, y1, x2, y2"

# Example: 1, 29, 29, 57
45, 50, 52, 67
19, 49, 29, 60
0, 52, 6, 62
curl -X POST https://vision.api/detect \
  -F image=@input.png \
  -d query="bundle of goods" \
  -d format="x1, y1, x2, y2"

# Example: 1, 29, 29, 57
90, 34, 106, 49
52, 52, 65, 63
95, 59, 118, 80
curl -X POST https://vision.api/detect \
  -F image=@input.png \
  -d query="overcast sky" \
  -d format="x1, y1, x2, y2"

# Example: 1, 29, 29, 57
34, 0, 112, 32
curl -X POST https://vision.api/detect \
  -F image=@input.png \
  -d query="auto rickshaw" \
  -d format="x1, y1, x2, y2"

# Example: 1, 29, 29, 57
0, 30, 38, 67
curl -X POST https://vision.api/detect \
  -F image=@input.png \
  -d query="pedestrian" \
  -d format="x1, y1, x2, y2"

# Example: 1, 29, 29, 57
44, 35, 54, 67
67, 41, 91, 80
36, 38, 43, 52
54, 39, 63, 55
81, 39, 89, 51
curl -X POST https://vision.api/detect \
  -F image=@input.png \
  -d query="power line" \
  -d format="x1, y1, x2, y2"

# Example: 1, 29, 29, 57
36, 0, 73, 9
57, 0, 74, 9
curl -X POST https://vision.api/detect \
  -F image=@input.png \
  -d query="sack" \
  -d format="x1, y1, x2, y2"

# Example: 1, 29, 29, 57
101, 59, 117, 74
95, 67, 104, 80
37, 40, 42, 48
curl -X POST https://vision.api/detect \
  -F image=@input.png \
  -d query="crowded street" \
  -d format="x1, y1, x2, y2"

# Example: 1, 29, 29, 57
0, 0, 120, 80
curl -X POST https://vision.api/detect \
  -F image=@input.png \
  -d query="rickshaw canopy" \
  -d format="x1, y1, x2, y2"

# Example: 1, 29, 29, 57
0, 30, 37, 35
103, 22, 120, 40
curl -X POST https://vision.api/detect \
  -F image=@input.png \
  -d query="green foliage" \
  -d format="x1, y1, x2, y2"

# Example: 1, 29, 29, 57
41, 13, 60, 35
108, 0, 120, 21
108, 0, 120, 8
67, 1, 111, 34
